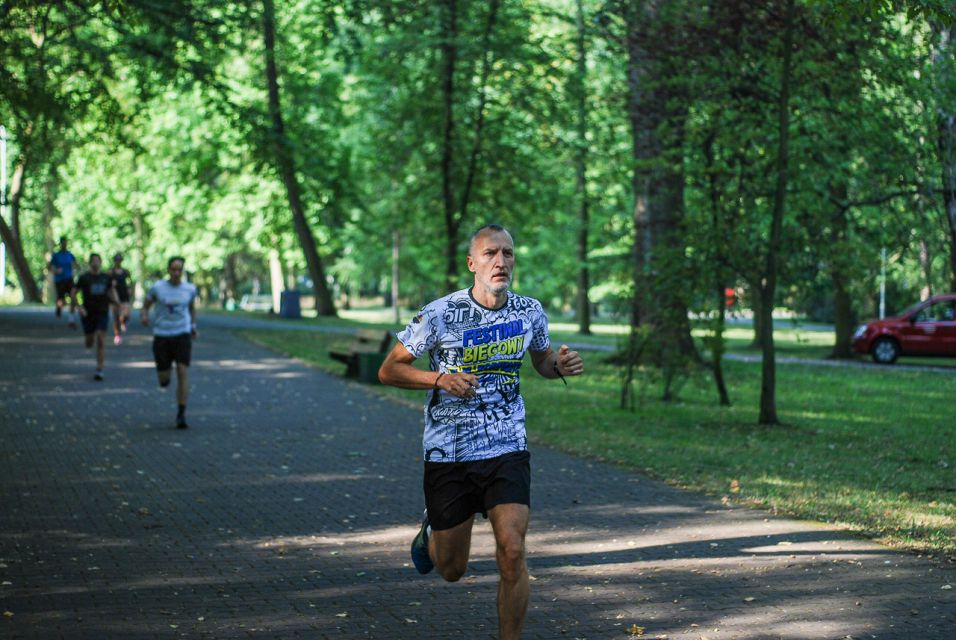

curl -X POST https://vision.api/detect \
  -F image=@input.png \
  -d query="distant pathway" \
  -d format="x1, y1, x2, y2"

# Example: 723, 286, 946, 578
1, 307, 953, 639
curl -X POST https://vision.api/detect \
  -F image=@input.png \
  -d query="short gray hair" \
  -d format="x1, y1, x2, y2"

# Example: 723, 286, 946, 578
468, 224, 510, 254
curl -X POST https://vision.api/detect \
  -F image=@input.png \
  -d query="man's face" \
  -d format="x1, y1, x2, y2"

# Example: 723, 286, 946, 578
168, 260, 184, 284
467, 230, 515, 295
90, 256, 101, 273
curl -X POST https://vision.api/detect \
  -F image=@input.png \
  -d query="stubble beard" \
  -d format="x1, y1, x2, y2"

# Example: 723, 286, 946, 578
485, 275, 511, 295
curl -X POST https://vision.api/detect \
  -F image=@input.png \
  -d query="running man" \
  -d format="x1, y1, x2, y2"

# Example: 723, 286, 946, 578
48, 236, 78, 323
70, 253, 118, 381
109, 253, 132, 345
141, 256, 198, 429
378, 224, 584, 640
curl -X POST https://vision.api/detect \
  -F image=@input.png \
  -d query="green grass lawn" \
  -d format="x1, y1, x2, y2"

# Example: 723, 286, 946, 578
239, 323, 956, 557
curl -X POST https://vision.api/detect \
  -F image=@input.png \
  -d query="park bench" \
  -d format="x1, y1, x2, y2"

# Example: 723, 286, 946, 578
329, 329, 393, 381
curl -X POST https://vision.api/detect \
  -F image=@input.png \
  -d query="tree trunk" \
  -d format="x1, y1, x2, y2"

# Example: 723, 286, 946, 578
0, 153, 41, 302
758, 0, 796, 426
625, 10, 652, 328
623, 2, 697, 367
919, 238, 933, 300
933, 24, 956, 291
830, 272, 854, 358
42, 164, 58, 302
0, 216, 40, 303
749, 282, 763, 348
262, 0, 336, 316
392, 230, 400, 325
440, 0, 459, 290
438, 0, 498, 291
132, 209, 147, 303
828, 194, 854, 359
222, 253, 238, 308
574, 0, 591, 335
713, 282, 731, 406
704, 132, 731, 405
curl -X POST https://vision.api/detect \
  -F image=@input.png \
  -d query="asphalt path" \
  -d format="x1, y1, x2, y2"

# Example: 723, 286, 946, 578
1, 307, 954, 639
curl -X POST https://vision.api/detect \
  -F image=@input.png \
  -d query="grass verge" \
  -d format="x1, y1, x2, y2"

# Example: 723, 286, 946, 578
239, 326, 956, 556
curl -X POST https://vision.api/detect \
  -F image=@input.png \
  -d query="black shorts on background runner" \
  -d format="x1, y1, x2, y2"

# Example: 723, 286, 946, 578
55, 279, 74, 300
423, 450, 530, 530
153, 333, 192, 370
81, 313, 109, 335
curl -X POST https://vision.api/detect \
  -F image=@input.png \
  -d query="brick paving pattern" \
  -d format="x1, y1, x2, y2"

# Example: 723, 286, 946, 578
0, 308, 953, 639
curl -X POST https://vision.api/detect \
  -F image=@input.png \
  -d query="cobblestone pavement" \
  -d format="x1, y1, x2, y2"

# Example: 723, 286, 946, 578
1, 308, 953, 640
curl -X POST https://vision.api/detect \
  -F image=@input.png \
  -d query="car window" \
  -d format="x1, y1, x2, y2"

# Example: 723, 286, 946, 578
915, 301, 955, 322
941, 301, 956, 322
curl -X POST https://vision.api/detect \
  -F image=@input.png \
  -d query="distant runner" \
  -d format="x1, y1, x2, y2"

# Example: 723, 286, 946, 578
70, 253, 118, 381
109, 253, 132, 345
141, 256, 198, 429
48, 236, 78, 325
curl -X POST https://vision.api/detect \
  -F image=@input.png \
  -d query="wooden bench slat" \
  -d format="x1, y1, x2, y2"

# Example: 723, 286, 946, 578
328, 329, 393, 378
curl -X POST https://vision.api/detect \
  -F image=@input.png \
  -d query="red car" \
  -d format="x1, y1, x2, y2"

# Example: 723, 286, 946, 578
852, 293, 956, 364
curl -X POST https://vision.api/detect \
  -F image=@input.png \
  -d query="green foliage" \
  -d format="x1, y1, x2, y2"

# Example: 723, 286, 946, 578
1, 0, 955, 348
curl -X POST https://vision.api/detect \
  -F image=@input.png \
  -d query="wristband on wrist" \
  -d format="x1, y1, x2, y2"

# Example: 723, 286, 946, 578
434, 372, 445, 389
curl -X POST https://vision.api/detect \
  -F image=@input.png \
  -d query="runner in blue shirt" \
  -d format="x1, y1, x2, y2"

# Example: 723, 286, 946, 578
378, 224, 584, 640
48, 236, 78, 323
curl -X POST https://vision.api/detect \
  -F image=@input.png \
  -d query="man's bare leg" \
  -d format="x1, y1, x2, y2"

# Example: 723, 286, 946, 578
488, 503, 530, 640
175, 363, 189, 428
95, 331, 105, 371
176, 363, 189, 406
429, 515, 475, 582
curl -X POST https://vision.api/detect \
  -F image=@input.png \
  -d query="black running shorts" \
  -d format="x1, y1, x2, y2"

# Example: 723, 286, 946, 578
423, 450, 530, 531
81, 313, 109, 335
55, 279, 73, 300
153, 333, 192, 370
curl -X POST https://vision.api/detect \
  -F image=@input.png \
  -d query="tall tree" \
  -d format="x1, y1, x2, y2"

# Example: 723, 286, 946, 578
438, 0, 500, 289
932, 22, 956, 290
611, 0, 698, 397
573, 0, 592, 335
261, 0, 335, 315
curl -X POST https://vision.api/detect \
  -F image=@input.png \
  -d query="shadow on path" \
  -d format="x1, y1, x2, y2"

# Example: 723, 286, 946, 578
1, 308, 954, 639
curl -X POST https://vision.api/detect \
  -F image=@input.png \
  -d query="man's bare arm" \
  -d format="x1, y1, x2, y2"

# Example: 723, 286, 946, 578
378, 342, 479, 398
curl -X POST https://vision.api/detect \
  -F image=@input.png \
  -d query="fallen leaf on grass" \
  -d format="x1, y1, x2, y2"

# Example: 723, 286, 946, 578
3, 611, 13, 618
627, 624, 645, 636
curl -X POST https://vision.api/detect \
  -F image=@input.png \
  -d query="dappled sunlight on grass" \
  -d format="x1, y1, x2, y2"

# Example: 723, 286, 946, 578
240, 325, 956, 553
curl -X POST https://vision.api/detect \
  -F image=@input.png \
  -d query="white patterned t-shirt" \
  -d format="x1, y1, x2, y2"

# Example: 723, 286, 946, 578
147, 280, 198, 337
397, 287, 550, 462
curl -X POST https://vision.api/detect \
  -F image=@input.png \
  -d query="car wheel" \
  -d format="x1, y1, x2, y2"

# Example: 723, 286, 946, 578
871, 337, 899, 364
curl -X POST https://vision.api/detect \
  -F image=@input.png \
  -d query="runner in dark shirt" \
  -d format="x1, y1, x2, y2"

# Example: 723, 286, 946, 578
71, 253, 118, 381
109, 253, 132, 345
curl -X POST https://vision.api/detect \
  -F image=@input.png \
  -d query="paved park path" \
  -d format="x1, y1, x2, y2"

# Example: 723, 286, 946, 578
1, 308, 953, 639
